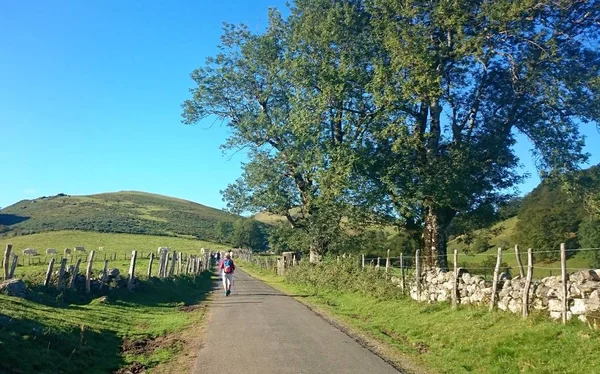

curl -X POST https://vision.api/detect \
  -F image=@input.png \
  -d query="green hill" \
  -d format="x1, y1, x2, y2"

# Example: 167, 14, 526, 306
0, 191, 242, 242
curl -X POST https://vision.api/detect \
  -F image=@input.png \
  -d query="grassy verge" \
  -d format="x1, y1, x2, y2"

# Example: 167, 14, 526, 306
240, 262, 600, 374
0, 272, 214, 373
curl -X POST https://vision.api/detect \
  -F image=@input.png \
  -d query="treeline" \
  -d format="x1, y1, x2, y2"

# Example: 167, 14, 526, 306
182, 0, 600, 266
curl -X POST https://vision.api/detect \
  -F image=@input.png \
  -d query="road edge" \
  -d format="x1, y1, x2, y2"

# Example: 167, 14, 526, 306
240, 267, 431, 374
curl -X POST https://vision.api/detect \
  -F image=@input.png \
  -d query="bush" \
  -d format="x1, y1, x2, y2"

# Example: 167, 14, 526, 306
284, 258, 403, 300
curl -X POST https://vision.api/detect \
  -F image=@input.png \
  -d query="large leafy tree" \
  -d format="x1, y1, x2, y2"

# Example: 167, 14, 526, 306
182, 1, 378, 261
231, 219, 267, 250
365, 0, 600, 268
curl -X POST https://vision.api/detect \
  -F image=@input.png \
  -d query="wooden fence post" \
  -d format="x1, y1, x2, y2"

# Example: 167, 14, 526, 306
128, 250, 137, 291
163, 253, 170, 278
44, 258, 55, 287
415, 249, 421, 301
168, 251, 176, 277
561, 243, 568, 324
400, 253, 405, 294
515, 245, 525, 278
385, 249, 390, 278
157, 251, 165, 278
522, 248, 533, 319
99, 260, 109, 290
452, 249, 458, 309
362, 254, 365, 270
3, 244, 12, 280
177, 252, 182, 274
489, 247, 502, 311
85, 250, 95, 294
148, 252, 154, 278
69, 259, 82, 289
9, 255, 18, 279
56, 258, 68, 290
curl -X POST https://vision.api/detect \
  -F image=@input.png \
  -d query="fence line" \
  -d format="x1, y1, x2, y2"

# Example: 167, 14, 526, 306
237, 243, 600, 328
2, 244, 219, 294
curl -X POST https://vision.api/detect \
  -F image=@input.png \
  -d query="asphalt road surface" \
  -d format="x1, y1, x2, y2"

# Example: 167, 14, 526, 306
193, 270, 401, 374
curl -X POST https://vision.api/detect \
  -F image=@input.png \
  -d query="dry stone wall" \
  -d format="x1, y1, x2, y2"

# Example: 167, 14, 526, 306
391, 267, 600, 327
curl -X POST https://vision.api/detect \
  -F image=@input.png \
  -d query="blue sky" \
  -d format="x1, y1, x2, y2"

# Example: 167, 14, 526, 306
1, 0, 599, 210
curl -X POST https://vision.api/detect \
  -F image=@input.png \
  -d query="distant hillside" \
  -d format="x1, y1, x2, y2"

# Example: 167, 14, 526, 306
448, 216, 519, 253
0, 191, 244, 242
253, 211, 291, 226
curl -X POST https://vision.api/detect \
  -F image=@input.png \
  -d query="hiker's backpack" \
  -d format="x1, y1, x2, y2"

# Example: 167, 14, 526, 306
223, 259, 233, 274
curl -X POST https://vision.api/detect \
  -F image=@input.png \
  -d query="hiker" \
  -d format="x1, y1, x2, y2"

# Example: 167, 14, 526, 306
220, 253, 235, 296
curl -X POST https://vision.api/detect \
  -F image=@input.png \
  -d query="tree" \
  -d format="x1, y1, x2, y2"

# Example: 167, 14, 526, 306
231, 219, 267, 250
364, 0, 600, 268
515, 183, 583, 261
576, 165, 600, 267
215, 221, 232, 244
183, 1, 379, 261
578, 219, 600, 268
497, 197, 523, 221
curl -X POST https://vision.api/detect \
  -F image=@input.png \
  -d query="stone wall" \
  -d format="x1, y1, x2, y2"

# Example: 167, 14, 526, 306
391, 268, 600, 327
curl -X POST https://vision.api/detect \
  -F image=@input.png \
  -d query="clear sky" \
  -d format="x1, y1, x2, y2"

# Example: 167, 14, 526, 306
1, 0, 599, 210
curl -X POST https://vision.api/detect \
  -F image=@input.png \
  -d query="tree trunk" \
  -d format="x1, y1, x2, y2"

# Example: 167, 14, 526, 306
309, 245, 320, 263
423, 207, 449, 270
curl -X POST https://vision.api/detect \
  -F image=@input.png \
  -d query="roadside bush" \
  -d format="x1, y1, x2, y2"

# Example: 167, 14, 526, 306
284, 258, 403, 300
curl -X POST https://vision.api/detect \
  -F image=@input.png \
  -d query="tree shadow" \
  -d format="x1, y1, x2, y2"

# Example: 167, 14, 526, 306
238, 293, 312, 298
0, 313, 123, 373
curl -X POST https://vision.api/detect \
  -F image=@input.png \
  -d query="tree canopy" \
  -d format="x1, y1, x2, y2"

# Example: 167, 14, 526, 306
183, 0, 600, 265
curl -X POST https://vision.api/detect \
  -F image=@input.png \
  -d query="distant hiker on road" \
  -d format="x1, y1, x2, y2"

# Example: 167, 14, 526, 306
220, 253, 235, 296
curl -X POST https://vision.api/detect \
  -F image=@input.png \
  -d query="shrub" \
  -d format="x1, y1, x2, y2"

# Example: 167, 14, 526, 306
284, 258, 403, 300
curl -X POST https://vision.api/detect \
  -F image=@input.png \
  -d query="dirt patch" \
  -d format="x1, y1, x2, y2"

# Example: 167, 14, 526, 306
121, 336, 184, 356
114, 362, 146, 374
414, 341, 429, 354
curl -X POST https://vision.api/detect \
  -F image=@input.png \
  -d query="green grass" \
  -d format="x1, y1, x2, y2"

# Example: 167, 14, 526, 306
240, 262, 600, 374
0, 272, 214, 373
0, 230, 228, 278
0, 190, 249, 242
448, 216, 518, 253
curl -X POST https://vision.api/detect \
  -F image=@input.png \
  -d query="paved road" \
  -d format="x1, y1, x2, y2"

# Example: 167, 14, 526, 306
193, 270, 400, 374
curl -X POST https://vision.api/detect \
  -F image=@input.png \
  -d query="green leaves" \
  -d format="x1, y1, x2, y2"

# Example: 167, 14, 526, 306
184, 0, 600, 262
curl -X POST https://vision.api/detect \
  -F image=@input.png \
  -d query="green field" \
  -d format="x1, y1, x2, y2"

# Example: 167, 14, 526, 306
0, 230, 228, 278
241, 261, 600, 374
0, 191, 245, 242
0, 271, 214, 373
